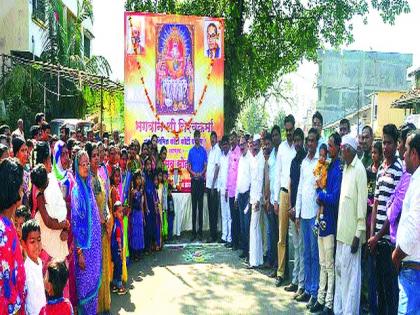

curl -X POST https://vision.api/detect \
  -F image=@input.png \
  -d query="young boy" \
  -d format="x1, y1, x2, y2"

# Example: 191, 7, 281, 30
21, 219, 47, 315
14, 205, 31, 241
111, 201, 128, 295
39, 260, 73, 315
313, 144, 329, 235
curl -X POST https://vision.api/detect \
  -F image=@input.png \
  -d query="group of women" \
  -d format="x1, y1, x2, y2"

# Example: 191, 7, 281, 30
0, 132, 172, 315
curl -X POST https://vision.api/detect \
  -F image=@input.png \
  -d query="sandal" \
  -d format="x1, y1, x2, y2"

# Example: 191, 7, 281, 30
117, 287, 128, 295
111, 285, 118, 293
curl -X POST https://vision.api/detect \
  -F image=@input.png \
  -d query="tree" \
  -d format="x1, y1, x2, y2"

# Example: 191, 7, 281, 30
236, 100, 268, 134
125, 0, 409, 132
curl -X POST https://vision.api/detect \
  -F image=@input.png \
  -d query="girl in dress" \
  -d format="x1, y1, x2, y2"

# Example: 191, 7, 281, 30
129, 170, 146, 261
154, 172, 162, 250
110, 166, 128, 285
144, 158, 158, 253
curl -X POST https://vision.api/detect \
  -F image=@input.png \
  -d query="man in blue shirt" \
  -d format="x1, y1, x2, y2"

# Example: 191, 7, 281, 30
310, 132, 342, 315
188, 129, 207, 241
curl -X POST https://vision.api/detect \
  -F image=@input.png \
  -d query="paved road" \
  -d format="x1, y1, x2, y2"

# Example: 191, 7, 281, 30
111, 243, 307, 315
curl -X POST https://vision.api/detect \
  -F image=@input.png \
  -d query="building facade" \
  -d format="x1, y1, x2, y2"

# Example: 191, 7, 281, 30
316, 49, 413, 125
0, 0, 93, 58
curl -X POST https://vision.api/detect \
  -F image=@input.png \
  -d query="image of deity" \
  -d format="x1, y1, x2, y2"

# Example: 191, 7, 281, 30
156, 24, 194, 115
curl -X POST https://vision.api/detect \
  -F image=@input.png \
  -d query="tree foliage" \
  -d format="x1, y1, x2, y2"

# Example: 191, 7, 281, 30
125, 0, 409, 132
236, 100, 268, 135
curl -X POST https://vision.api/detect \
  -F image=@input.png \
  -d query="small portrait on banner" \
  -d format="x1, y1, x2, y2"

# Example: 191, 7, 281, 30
126, 15, 145, 55
204, 21, 221, 59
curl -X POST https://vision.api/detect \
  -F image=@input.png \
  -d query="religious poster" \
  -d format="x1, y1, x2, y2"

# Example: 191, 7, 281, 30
124, 13, 224, 192
155, 24, 194, 115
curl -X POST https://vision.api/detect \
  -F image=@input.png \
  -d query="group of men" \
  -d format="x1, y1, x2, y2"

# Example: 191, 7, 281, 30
186, 112, 420, 315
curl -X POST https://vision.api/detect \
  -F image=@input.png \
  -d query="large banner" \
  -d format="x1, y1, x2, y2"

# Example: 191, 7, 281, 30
124, 13, 224, 192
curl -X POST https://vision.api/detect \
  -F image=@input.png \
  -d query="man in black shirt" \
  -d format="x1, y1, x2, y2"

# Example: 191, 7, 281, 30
284, 128, 307, 300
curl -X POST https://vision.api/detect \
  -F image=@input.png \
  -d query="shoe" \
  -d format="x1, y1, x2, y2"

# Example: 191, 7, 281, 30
321, 306, 333, 315
111, 285, 118, 293
306, 296, 317, 309
293, 288, 305, 299
232, 245, 239, 251
310, 301, 324, 313
262, 262, 272, 269
219, 239, 226, 244
190, 234, 196, 242
225, 242, 233, 248
268, 270, 277, 278
275, 277, 284, 287
284, 283, 298, 292
295, 292, 311, 302
239, 252, 247, 259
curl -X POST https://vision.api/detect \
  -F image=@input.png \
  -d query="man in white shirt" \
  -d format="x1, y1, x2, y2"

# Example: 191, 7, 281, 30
249, 134, 265, 267
218, 136, 232, 246
295, 128, 320, 309
312, 111, 326, 155
206, 131, 222, 242
273, 114, 296, 286
392, 132, 420, 314
235, 135, 252, 260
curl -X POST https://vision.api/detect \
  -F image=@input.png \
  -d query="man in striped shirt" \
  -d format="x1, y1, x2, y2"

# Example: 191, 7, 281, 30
368, 124, 402, 315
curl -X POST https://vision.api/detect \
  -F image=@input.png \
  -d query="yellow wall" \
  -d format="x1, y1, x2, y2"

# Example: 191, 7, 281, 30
373, 91, 406, 137
0, 0, 29, 55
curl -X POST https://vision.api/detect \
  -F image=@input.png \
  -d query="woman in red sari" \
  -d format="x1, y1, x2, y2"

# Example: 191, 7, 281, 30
0, 158, 26, 315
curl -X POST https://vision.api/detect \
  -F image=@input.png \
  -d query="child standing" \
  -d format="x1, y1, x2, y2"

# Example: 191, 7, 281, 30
144, 158, 157, 253
157, 169, 168, 241
21, 219, 47, 315
313, 144, 329, 235
39, 260, 73, 315
129, 170, 145, 261
14, 205, 31, 241
154, 172, 162, 250
111, 201, 128, 295
110, 166, 128, 284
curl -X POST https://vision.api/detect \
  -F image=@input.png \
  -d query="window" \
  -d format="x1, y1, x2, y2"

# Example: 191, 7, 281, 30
32, 0, 46, 23
84, 35, 91, 58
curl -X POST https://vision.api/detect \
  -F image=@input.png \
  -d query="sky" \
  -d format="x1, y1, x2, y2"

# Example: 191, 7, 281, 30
91, 0, 420, 122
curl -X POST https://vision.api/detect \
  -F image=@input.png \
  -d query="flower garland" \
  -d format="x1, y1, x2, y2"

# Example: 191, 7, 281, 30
135, 57, 214, 139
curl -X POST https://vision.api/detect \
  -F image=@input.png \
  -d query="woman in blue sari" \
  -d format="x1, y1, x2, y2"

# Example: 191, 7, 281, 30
71, 150, 102, 315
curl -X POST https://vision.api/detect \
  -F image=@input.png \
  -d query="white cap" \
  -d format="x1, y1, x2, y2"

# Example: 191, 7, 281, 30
342, 134, 358, 151
253, 134, 261, 142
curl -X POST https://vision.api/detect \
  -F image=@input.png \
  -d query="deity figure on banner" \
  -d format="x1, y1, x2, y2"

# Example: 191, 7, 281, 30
156, 24, 194, 115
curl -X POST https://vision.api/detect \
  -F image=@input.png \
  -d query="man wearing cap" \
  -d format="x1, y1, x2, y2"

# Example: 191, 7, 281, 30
334, 134, 367, 314
273, 114, 296, 286
248, 134, 265, 268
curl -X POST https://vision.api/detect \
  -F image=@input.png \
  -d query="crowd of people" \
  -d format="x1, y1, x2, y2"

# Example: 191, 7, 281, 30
186, 113, 420, 315
0, 114, 175, 315
0, 109, 419, 315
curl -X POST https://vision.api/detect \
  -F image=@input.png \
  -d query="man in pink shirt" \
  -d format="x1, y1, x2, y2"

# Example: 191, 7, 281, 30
226, 131, 241, 250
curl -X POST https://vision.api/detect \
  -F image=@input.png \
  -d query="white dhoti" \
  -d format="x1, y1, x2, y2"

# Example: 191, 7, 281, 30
220, 191, 231, 242
249, 206, 263, 267
334, 241, 361, 315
